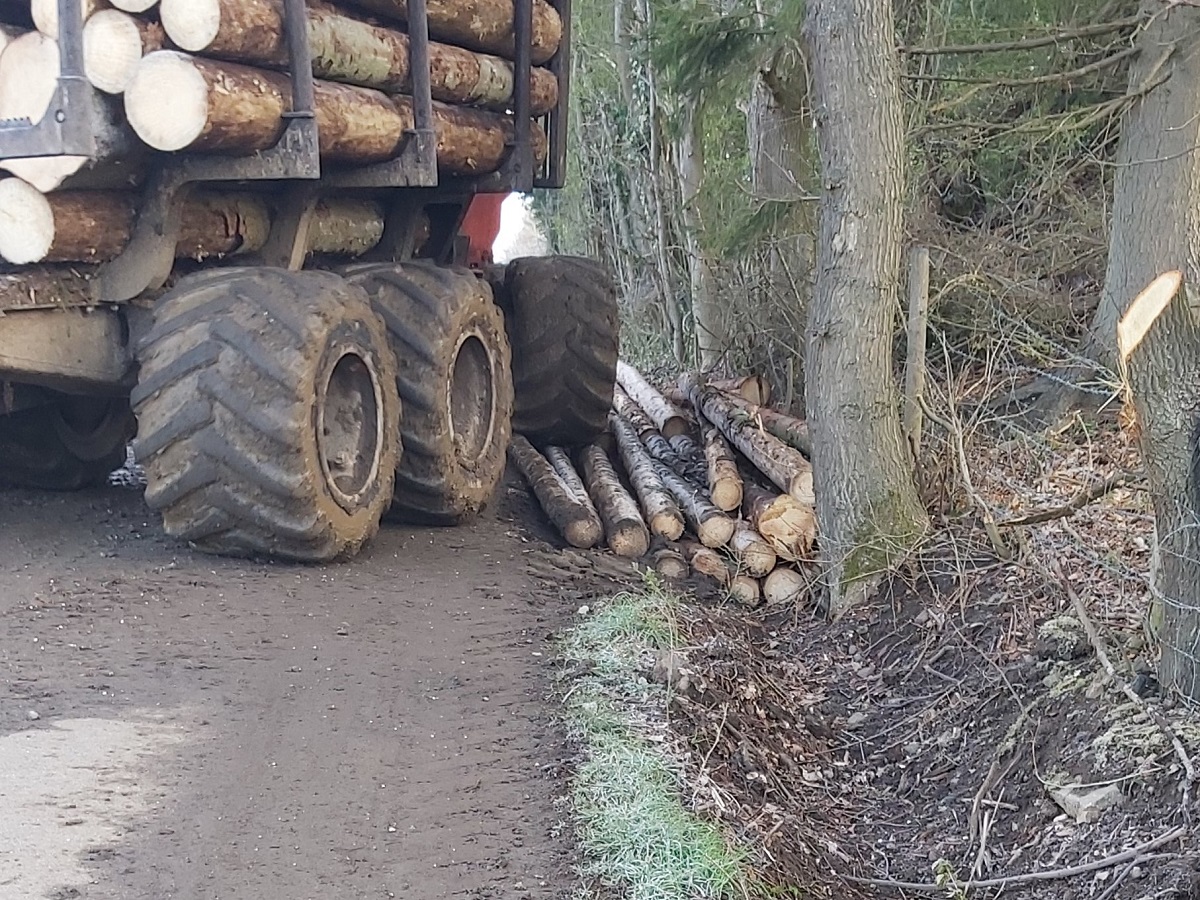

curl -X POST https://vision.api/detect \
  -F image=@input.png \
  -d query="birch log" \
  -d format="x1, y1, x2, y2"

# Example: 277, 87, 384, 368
731, 521, 777, 578
617, 360, 689, 438
680, 541, 761, 606
158, 0, 559, 114
610, 413, 685, 541
651, 540, 688, 580
703, 426, 743, 512
652, 459, 735, 549
579, 444, 650, 558
743, 483, 817, 562
508, 435, 602, 549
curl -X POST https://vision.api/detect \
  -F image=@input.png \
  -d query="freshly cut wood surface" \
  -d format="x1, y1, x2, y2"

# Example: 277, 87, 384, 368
651, 542, 688, 580
0, 177, 55, 264
83, 9, 165, 94
159, 0, 559, 114
731, 521, 776, 578
31, 0, 107, 39
712, 374, 771, 406
702, 426, 742, 512
0, 23, 26, 56
579, 443, 650, 559
743, 482, 817, 562
109, 0, 158, 11
617, 360, 689, 438
764, 566, 812, 606
344, 0, 563, 64
609, 413, 685, 541
508, 435, 602, 549
680, 540, 760, 605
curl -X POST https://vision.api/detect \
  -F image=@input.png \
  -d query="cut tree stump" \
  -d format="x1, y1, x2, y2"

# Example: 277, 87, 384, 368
83, 9, 164, 94
682, 373, 815, 504
617, 360, 689, 438
609, 413, 685, 541
508, 435, 602, 549
652, 459, 735, 549
579, 443, 650, 559
703, 425, 743, 512
342, 0, 563, 64
743, 482, 817, 562
158, 0, 559, 114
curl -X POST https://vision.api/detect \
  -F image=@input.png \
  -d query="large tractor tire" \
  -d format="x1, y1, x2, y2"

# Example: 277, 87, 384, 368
497, 255, 619, 447
343, 262, 513, 525
131, 268, 401, 562
0, 396, 135, 490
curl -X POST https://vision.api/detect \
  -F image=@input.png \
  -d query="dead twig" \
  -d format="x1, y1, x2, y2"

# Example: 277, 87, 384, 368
847, 825, 1187, 892
999, 471, 1145, 527
901, 15, 1143, 56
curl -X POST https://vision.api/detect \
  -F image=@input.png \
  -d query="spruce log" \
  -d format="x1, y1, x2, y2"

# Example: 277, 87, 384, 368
508, 435, 602, 549
680, 541, 760, 605
343, 0, 562, 65
126, 52, 547, 173
579, 443, 650, 559
31, 0, 107, 39
617, 360, 689, 438
307, 198, 386, 257
682, 373, 815, 505
722, 392, 813, 458
742, 482, 817, 562
651, 541, 688, 580
159, 0, 559, 114
764, 566, 813, 606
731, 521, 776, 578
702, 426, 742, 512
609, 413, 685, 541
652, 459, 735, 549
83, 9, 164, 94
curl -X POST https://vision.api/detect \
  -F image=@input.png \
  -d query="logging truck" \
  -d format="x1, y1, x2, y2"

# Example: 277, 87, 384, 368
0, 0, 619, 562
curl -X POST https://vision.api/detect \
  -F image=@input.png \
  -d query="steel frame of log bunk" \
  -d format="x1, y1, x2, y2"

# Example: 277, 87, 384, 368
0, 0, 620, 563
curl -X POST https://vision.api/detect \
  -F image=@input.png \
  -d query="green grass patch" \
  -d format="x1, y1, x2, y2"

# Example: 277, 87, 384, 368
559, 575, 749, 900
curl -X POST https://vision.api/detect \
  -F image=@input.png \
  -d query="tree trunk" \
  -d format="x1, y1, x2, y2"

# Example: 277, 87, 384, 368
126, 52, 545, 173
682, 374, 814, 504
802, 0, 929, 615
703, 425, 743, 512
616, 360, 689, 438
1118, 271, 1200, 700
742, 482, 817, 562
578, 443, 651, 559
31, 0, 106, 39
343, 0, 562, 64
609, 413, 686, 541
83, 9, 164, 94
652, 459, 735, 549
159, 0, 559, 114
508, 435, 603, 549
677, 100, 724, 369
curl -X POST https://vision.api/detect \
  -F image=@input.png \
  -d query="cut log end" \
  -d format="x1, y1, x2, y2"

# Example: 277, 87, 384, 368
0, 178, 53, 265
564, 518, 603, 550
159, 0, 222, 53
697, 514, 736, 550
730, 576, 762, 607
764, 567, 812, 606
711, 481, 743, 513
125, 51, 212, 151
652, 547, 688, 580
32, 0, 102, 40
110, 0, 159, 11
649, 512, 685, 541
83, 10, 149, 94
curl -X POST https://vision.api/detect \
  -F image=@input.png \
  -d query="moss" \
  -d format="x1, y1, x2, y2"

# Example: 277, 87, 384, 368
839, 488, 929, 594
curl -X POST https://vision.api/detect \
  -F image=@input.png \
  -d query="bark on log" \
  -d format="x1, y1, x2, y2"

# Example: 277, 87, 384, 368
720, 391, 813, 457
651, 540, 688, 580
126, 52, 547, 173
579, 443, 650, 559
508, 435, 603, 549
668, 433, 707, 483
0, 266, 98, 311
743, 482, 817, 562
712, 374, 772, 406
680, 540, 760, 605
731, 521, 776, 578
307, 198, 386, 257
31, 0, 107, 39
83, 9, 164, 94
617, 360, 689, 438
158, 0, 559, 114
609, 412, 685, 541
764, 566, 814, 607
543, 445, 593, 505
343, 0, 563, 65
682, 373, 815, 505
702, 426, 743, 512
612, 383, 656, 434
652, 459, 734, 549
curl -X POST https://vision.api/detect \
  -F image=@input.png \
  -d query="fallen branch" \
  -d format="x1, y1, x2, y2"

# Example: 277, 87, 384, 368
999, 471, 1145, 527
901, 15, 1142, 56
848, 825, 1187, 892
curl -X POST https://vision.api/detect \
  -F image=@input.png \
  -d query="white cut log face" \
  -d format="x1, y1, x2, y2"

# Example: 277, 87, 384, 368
0, 178, 54, 264
158, 0, 222, 53
32, 0, 107, 40
83, 10, 146, 93
0, 33, 89, 191
1118, 270, 1184, 364
124, 51, 212, 151
109, 0, 159, 11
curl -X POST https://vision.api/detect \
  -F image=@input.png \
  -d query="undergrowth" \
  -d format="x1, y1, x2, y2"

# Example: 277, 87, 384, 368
559, 577, 749, 900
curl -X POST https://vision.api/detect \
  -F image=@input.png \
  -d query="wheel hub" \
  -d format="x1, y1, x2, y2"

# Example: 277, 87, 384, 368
317, 349, 385, 511
449, 331, 495, 467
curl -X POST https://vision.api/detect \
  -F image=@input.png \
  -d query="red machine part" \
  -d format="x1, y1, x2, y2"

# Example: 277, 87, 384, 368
458, 193, 509, 268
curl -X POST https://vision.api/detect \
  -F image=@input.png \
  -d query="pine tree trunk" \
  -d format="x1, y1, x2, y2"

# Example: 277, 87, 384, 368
802, 0, 929, 615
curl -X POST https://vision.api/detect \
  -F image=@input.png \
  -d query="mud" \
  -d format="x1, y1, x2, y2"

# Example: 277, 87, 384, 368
0, 472, 585, 899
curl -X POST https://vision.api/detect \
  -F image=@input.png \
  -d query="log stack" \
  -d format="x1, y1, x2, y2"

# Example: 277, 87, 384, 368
511, 361, 823, 609
0, 0, 558, 268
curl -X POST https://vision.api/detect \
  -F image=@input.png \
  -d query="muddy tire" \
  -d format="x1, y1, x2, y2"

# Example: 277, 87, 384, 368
343, 263, 513, 525
498, 256, 619, 447
131, 268, 401, 562
0, 396, 135, 490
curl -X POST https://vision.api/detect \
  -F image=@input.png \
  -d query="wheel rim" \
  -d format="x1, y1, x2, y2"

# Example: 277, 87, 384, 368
449, 331, 495, 467
317, 349, 385, 511
52, 397, 133, 462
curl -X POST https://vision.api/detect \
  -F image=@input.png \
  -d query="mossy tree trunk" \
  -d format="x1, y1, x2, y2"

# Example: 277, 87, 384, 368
802, 0, 929, 616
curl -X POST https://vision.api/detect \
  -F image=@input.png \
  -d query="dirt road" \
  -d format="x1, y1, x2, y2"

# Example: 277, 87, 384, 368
0, 471, 585, 900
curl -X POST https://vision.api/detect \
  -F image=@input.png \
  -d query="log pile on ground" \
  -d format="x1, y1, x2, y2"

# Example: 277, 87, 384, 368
0, 0, 555, 270
510, 361, 823, 607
